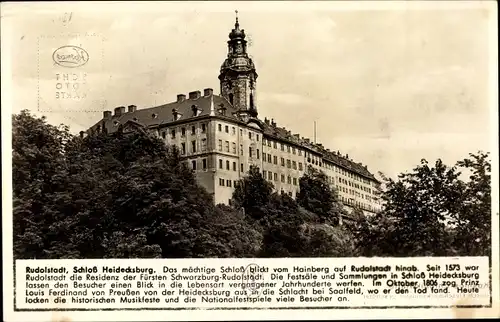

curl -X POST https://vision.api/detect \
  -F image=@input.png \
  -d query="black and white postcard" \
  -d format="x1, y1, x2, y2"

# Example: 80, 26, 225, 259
2, 1, 498, 321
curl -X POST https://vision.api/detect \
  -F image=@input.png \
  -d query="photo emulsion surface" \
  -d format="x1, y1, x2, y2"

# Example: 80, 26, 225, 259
2, 1, 498, 321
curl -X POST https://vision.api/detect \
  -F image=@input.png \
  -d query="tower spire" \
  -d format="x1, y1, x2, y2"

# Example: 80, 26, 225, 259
219, 13, 258, 117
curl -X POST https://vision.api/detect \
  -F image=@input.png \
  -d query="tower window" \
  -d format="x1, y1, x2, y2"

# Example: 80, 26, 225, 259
229, 93, 234, 105
250, 93, 254, 110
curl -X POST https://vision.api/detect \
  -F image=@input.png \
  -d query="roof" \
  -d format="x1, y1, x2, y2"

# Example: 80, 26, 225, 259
259, 120, 377, 180
93, 94, 239, 134
90, 93, 377, 181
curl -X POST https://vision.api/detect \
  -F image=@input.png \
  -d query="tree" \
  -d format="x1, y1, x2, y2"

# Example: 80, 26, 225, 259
351, 153, 491, 257
195, 204, 262, 258
452, 152, 491, 256
12, 110, 73, 259
231, 165, 274, 220
296, 165, 341, 224
12, 111, 244, 259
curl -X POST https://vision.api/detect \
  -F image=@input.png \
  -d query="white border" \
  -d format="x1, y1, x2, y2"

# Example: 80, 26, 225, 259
2, 1, 499, 321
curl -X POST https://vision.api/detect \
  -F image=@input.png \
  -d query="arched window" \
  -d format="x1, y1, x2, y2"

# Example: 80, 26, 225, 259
250, 93, 254, 110
229, 93, 234, 105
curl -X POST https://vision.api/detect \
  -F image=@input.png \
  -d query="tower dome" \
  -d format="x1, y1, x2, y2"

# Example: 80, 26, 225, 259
219, 12, 258, 117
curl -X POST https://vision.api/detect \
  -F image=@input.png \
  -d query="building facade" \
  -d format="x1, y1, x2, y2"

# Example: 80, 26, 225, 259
89, 17, 382, 215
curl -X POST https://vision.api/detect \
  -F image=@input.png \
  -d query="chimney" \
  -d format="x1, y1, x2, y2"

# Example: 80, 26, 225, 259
346, 154, 349, 159
177, 94, 186, 103
271, 119, 276, 127
293, 134, 300, 140
189, 91, 201, 100
203, 88, 213, 96
103, 111, 112, 119
114, 106, 125, 117
305, 138, 310, 143
128, 105, 137, 113
79, 131, 85, 138
264, 117, 270, 125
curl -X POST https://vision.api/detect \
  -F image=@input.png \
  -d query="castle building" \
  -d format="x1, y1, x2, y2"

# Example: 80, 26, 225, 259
89, 16, 382, 214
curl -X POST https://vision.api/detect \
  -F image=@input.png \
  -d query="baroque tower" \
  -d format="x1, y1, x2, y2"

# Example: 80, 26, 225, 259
219, 13, 258, 117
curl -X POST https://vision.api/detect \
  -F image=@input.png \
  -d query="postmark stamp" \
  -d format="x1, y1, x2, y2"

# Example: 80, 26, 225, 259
241, 263, 271, 298
37, 33, 104, 112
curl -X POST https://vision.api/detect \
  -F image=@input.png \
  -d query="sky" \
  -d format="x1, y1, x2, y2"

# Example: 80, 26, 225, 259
2, 1, 497, 179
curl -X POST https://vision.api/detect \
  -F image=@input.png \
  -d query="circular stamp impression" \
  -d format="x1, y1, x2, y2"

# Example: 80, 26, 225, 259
52, 45, 90, 68
242, 263, 262, 298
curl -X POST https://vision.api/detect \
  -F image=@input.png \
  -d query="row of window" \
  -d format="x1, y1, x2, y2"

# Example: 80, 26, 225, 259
217, 124, 374, 188
177, 139, 207, 155
341, 197, 378, 212
161, 123, 207, 139
262, 153, 304, 171
262, 138, 304, 157
262, 170, 299, 186
219, 178, 238, 188
337, 177, 372, 194
218, 158, 240, 172
337, 186, 372, 200
190, 158, 208, 171
217, 123, 261, 142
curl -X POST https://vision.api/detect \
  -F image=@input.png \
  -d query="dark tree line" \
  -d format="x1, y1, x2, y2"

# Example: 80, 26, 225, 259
12, 110, 491, 259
